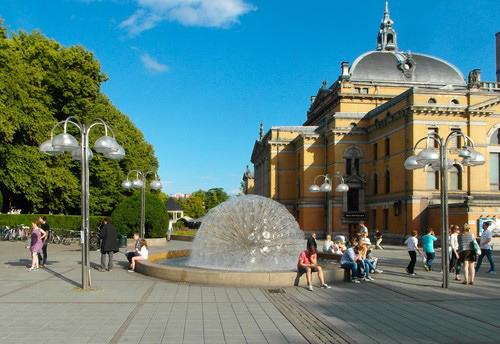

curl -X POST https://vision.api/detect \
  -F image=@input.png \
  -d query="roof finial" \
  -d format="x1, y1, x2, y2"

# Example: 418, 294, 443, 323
322, 79, 327, 89
376, 0, 398, 51
259, 122, 264, 140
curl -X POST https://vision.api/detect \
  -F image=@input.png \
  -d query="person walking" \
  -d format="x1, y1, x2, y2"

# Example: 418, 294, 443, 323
449, 225, 461, 281
405, 230, 421, 276
476, 221, 496, 274
166, 220, 173, 241
374, 229, 383, 250
98, 217, 119, 272
458, 224, 477, 285
422, 228, 437, 271
28, 221, 47, 272
37, 216, 50, 267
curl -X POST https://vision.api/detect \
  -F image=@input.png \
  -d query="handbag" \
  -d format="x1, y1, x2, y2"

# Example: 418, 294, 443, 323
471, 240, 481, 255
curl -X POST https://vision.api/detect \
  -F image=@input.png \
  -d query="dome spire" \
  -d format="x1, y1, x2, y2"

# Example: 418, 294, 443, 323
377, 1, 398, 51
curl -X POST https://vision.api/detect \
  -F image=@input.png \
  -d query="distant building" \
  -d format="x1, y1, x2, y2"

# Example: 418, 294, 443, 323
173, 193, 191, 199
242, 165, 254, 194
246, 1, 500, 239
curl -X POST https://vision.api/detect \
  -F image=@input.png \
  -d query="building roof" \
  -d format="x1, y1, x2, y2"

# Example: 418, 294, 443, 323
350, 51, 466, 86
165, 197, 183, 211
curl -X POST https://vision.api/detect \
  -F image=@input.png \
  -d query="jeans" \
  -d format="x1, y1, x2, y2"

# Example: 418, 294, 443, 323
425, 252, 435, 269
407, 251, 416, 273
38, 242, 48, 265
476, 249, 495, 272
101, 251, 114, 270
341, 262, 358, 280
449, 251, 461, 275
125, 251, 140, 264
364, 259, 376, 276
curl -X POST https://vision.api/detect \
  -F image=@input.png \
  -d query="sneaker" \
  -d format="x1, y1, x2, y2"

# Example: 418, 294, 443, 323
486, 270, 496, 274
27, 267, 36, 272
98, 268, 106, 272
352, 279, 361, 284
423, 265, 430, 272
411, 273, 416, 276
307, 285, 313, 291
361, 277, 366, 281
374, 269, 383, 274
366, 276, 374, 281
128, 269, 134, 273
321, 284, 331, 289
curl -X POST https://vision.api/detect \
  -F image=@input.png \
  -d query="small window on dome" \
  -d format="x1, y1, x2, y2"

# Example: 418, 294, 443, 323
387, 34, 393, 44
428, 98, 437, 104
451, 99, 459, 105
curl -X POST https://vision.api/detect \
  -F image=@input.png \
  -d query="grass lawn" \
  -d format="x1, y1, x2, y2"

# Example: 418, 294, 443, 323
172, 229, 196, 237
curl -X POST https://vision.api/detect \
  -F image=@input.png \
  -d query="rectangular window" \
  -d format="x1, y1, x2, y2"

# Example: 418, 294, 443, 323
346, 158, 352, 175
373, 143, 378, 160
491, 153, 499, 189
354, 88, 361, 94
385, 138, 390, 157
362, 88, 369, 94
372, 209, 377, 229
427, 128, 439, 148
383, 209, 389, 231
450, 128, 462, 148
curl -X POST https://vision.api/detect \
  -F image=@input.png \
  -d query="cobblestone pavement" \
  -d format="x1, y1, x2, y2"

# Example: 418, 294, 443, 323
1, 240, 500, 343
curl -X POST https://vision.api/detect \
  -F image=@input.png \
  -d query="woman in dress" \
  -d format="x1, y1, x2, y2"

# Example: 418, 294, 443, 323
458, 224, 477, 285
28, 221, 47, 272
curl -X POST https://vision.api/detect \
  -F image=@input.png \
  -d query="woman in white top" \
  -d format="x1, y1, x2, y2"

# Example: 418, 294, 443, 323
323, 235, 333, 253
404, 230, 421, 275
129, 239, 149, 272
449, 225, 461, 280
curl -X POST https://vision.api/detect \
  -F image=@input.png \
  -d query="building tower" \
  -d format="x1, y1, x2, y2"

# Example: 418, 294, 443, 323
376, 1, 397, 51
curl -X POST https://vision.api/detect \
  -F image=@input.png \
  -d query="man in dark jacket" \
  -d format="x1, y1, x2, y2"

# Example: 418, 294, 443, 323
307, 233, 318, 250
99, 217, 119, 272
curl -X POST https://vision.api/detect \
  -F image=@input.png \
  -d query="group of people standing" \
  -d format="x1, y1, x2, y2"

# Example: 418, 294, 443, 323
405, 221, 496, 285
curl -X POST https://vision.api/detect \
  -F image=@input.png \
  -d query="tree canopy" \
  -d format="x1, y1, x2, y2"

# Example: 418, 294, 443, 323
177, 188, 229, 218
0, 21, 158, 215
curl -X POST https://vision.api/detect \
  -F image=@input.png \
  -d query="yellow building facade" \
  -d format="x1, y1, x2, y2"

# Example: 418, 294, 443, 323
246, 3, 500, 240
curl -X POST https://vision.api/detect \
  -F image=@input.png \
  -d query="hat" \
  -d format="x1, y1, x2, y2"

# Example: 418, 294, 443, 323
363, 238, 371, 245
334, 235, 345, 243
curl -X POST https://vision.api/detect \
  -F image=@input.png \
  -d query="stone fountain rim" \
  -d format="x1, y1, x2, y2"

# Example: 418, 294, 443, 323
135, 249, 343, 287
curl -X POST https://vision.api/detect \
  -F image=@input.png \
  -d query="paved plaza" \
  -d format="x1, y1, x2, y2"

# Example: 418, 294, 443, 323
1, 240, 500, 344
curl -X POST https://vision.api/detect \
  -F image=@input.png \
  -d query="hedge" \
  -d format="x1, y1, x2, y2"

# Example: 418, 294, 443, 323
0, 214, 106, 231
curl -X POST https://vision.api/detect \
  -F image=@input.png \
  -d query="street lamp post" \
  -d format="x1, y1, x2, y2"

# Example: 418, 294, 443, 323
121, 170, 162, 239
40, 117, 125, 290
404, 131, 485, 288
308, 173, 349, 237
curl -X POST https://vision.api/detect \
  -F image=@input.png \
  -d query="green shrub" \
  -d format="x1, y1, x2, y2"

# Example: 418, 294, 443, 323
0, 214, 105, 231
111, 192, 168, 238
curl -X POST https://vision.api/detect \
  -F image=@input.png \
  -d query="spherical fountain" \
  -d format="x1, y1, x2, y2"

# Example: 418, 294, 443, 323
136, 195, 342, 287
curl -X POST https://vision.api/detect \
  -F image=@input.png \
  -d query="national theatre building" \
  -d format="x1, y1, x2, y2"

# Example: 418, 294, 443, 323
244, 2, 500, 240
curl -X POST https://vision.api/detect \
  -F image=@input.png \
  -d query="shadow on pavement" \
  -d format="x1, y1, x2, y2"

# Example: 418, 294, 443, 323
43, 267, 80, 288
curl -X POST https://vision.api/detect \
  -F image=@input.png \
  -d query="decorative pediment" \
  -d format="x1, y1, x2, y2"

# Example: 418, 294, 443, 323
345, 173, 366, 184
468, 96, 500, 112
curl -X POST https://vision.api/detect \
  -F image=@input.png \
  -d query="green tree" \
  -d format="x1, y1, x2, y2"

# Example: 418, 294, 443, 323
190, 188, 229, 212
0, 22, 158, 215
111, 192, 168, 238
178, 196, 205, 219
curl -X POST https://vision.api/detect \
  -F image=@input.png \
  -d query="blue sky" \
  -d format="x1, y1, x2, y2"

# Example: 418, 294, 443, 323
1, 0, 499, 195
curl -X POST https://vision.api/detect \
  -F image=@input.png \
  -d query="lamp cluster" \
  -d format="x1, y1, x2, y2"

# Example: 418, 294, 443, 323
404, 133, 485, 171
308, 173, 349, 193
39, 119, 125, 160
121, 172, 162, 191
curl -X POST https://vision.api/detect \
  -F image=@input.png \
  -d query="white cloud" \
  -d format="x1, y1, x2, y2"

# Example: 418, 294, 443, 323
140, 53, 169, 73
120, 0, 255, 36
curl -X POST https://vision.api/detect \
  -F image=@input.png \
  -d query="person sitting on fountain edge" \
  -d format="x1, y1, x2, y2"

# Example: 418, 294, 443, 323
125, 232, 142, 266
297, 243, 331, 291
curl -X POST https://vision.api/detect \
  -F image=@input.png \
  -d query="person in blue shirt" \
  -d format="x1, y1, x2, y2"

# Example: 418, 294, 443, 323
422, 228, 437, 271
340, 244, 362, 283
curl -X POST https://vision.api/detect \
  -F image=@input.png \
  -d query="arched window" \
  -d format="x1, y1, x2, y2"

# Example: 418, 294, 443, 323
428, 98, 437, 104
344, 146, 363, 175
450, 164, 462, 190
373, 173, 378, 195
384, 170, 390, 193
490, 129, 500, 145
451, 99, 460, 105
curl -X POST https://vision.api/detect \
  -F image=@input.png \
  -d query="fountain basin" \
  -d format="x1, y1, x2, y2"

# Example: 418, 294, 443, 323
136, 250, 344, 287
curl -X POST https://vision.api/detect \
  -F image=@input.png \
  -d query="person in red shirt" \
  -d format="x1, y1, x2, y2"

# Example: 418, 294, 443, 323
297, 244, 331, 291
